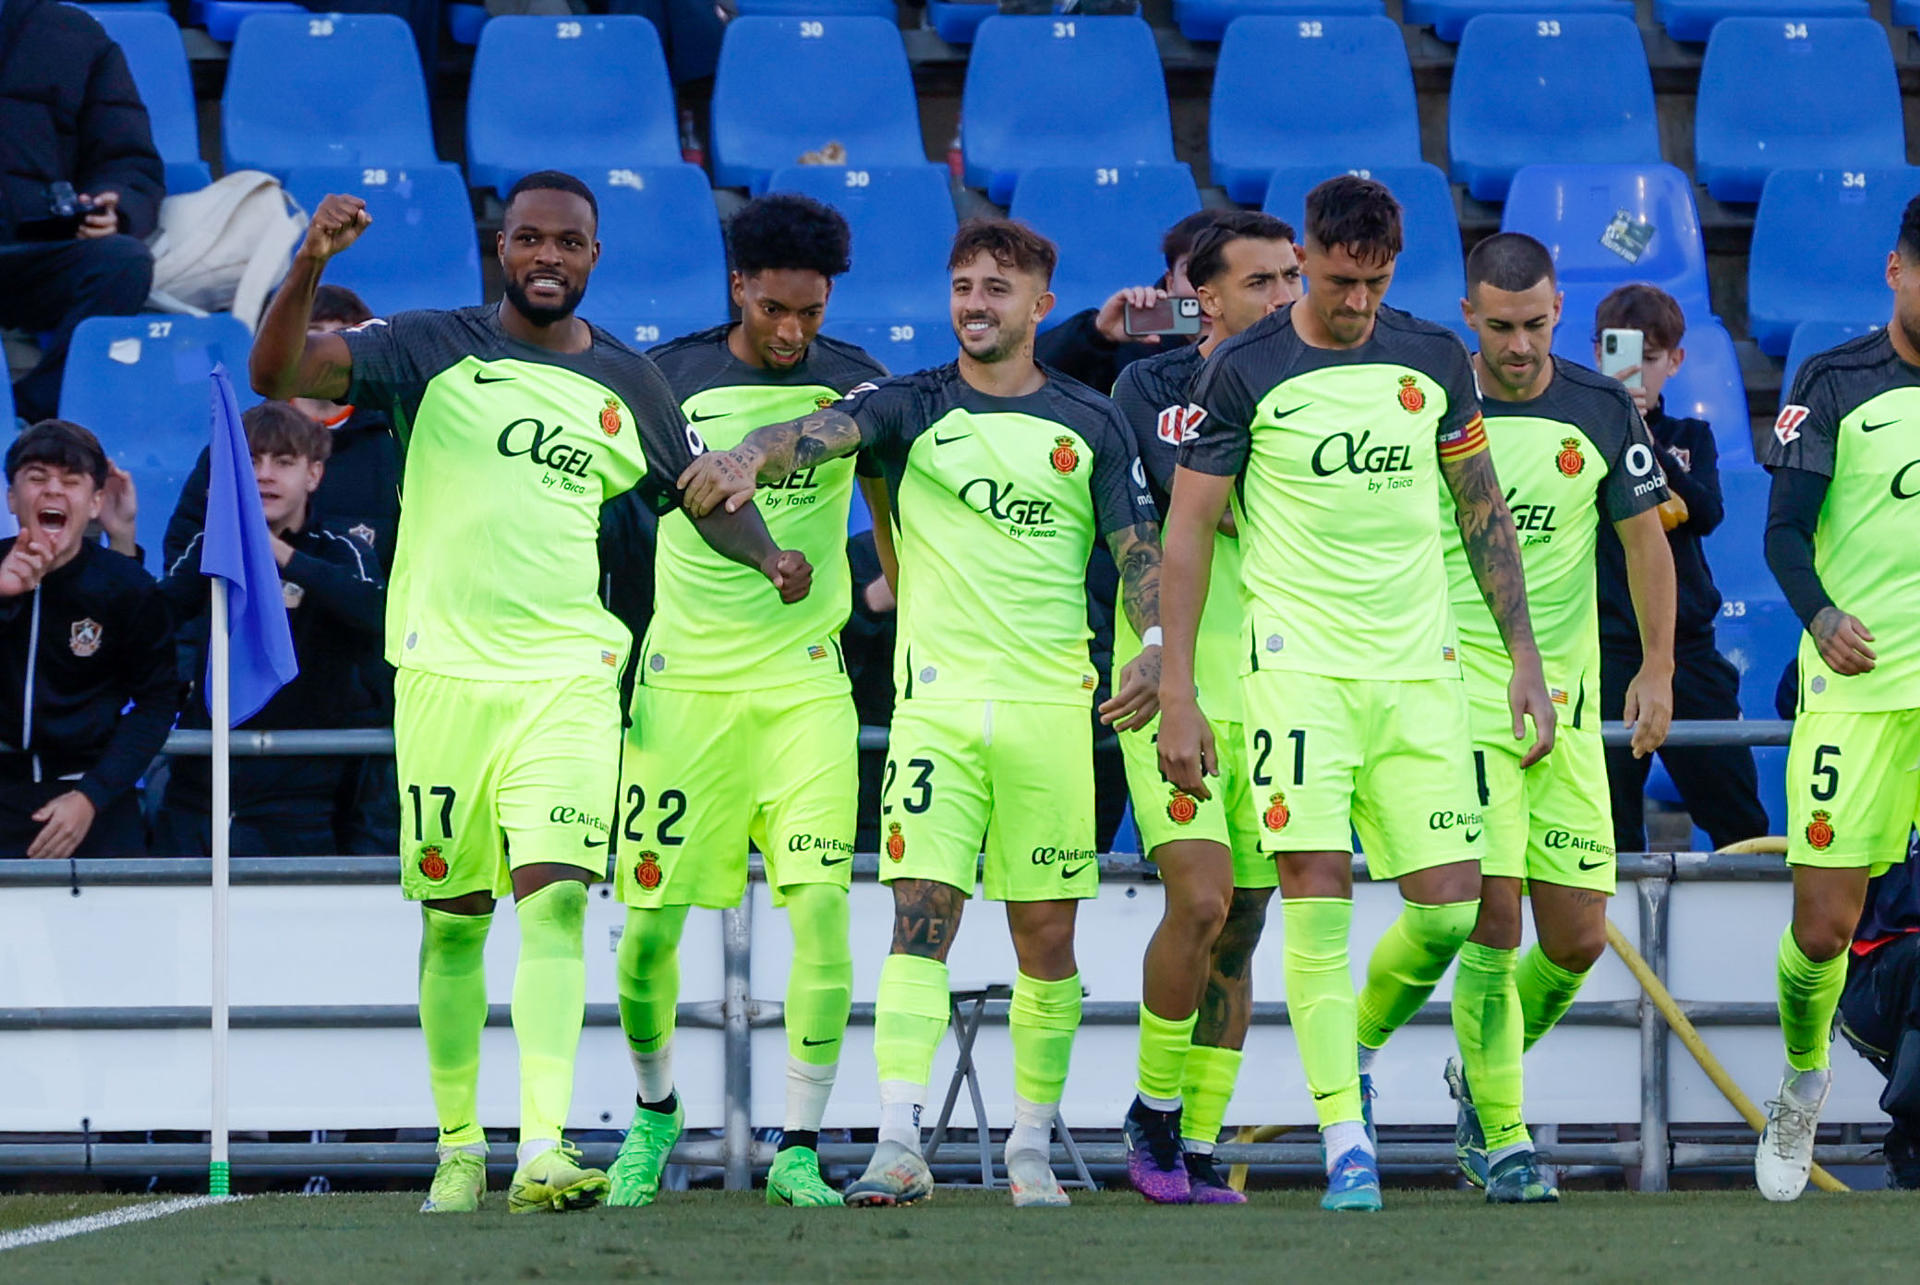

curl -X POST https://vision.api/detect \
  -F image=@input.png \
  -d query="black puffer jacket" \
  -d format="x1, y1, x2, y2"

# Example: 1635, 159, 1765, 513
0, 0, 164, 244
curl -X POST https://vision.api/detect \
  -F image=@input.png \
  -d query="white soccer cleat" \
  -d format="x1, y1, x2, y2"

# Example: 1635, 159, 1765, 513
844, 1139, 933, 1207
1006, 1148, 1070, 1208
1755, 1069, 1830, 1202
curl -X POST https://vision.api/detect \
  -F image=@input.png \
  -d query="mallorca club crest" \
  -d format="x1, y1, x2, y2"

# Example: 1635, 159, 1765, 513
1263, 791, 1291, 833
417, 845, 449, 882
600, 396, 623, 437
885, 822, 907, 862
1049, 435, 1080, 475
634, 851, 663, 890
1804, 811, 1835, 852
1166, 788, 1199, 827
1397, 374, 1425, 414
1556, 436, 1586, 478
68, 618, 102, 657
815, 393, 837, 410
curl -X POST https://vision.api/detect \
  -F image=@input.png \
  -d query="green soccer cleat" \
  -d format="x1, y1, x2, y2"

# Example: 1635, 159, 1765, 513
766, 1146, 845, 1207
507, 1141, 609, 1214
1485, 1148, 1559, 1204
608, 1098, 684, 1208
420, 1145, 486, 1213
1444, 1057, 1489, 1188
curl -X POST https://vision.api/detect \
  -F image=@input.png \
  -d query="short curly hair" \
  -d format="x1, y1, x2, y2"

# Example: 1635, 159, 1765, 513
727, 193, 852, 279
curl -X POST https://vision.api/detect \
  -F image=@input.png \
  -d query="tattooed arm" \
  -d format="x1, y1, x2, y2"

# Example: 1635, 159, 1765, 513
678, 407, 866, 517
1440, 447, 1556, 767
1099, 521, 1164, 733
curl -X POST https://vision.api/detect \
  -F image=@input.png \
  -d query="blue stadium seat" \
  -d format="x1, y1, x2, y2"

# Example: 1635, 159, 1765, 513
1449, 15, 1659, 203
1751, 745, 1787, 835
447, 3, 487, 44
1899, 0, 1920, 27
735, 0, 896, 13
468, 17, 679, 199
962, 17, 1175, 205
1173, 0, 1384, 43
0, 368, 12, 427
766, 165, 957, 332
823, 320, 956, 375
56, 315, 260, 575
83, 8, 212, 193
1656, 0, 1866, 43
1500, 164, 1709, 307
1782, 321, 1882, 396
1007, 165, 1202, 328
1405, 0, 1632, 42
282, 165, 480, 317
223, 14, 436, 177
1209, 17, 1420, 206
1550, 292, 1752, 465
711, 19, 924, 193
1747, 168, 1920, 355
927, 0, 993, 44
579, 165, 728, 350
1263, 164, 1467, 336
1695, 19, 1904, 204
197, 1, 302, 42
1707, 467, 1778, 606
1714, 598, 1801, 720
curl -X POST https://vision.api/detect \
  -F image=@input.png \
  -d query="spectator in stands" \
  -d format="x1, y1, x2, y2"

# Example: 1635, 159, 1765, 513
0, 0, 164, 423
166, 286, 401, 574
155, 402, 385, 857
1592, 284, 1769, 852
1839, 839, 1920, 1190
1036, 209, 1215, 392
0, 421, 178, 857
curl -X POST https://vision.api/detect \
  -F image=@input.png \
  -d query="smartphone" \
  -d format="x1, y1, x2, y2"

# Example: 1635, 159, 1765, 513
1600, 328, 1644, 388
1123, 295, 1203, 338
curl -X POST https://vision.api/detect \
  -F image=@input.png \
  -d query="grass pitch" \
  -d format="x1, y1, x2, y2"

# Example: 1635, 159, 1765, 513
4, 1188, 1917, 1283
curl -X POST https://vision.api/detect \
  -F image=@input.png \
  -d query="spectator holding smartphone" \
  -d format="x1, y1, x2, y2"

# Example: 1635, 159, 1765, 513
1036, 210, 1216, 391
1592, 284, 1769, 852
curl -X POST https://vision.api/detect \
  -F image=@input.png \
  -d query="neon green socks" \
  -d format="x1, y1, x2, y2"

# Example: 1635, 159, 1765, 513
512, 880, 588, 1148
1180, 1045, 1244, 1152
1135, 1004, 1198, 1107
1515, 945, 1588, 1052
1777, 926, 1847, 1073
1453, 941, 1529, 1152
782, 883, 852, 1134
1010, 972, 1083, 1104
1282, 898, 1361, 1127
616, 903, 688, 1104
1355, 900, 1479, 1050
874, 953, 951, 1149
419, 906, 492, 1149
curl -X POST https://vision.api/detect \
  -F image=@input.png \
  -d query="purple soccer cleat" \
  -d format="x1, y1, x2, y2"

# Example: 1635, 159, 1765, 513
1123, 1098, 1190, 1204
1183, 1151, 1247, 1204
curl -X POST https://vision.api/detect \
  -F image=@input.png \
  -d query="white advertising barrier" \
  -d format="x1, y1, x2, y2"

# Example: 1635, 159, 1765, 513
0, 864, 1888, 1137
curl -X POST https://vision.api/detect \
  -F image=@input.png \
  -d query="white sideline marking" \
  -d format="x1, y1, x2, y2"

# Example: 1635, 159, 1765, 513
0, 1194, 243, 1253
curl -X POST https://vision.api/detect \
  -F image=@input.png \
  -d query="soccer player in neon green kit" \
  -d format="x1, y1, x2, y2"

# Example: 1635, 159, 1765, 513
680, 219, 1165, 1208
250, 173, 811, 1215
1158, 177, 1554, 1212
604, 194, 889, 1209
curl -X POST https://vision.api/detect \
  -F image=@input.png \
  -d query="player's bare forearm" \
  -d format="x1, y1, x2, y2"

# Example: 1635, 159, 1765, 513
249, 254, 352, 402
1618, 508, 1676, 675
1158, 467, 1232, 701
1442, 448, 1539, 667
1107, 521, 1163, 640
682, 408, 865, 517
691, 503, 811, 602
858, 474, 899, 593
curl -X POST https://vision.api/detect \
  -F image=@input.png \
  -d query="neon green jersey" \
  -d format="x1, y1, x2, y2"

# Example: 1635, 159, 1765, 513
1110, 341, 1243, 721
1183, 304, 1487, 681
846, 364, 1159, 706
1765, 330, 1920, 712
343, 306, 698, 681
1447, 357, 1667, 726
634, 326, 886, 692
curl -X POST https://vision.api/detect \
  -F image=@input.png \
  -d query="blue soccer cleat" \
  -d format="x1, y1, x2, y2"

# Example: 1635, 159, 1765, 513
1321, 1145, 1383, 1212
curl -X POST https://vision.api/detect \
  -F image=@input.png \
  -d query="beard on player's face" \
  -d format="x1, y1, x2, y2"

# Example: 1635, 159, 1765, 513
504, 274, 586, 328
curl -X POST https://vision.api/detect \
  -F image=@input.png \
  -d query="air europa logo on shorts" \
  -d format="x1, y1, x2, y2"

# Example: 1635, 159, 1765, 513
959, 479, 1057, 535
498, 418, 594, 477
1429, 809, 1484, 831
1031, 846, 1096, 866
1311, 431, 1414, 478
1543, 829, 1611, 854
549, 805, 608, 831
788, 835, 854, 855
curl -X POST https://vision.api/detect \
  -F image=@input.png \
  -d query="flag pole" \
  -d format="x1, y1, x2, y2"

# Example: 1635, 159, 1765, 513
210, 575, 231, 1197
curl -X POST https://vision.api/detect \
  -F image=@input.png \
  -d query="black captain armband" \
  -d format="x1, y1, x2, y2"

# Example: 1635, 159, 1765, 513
631, 471, 684, 517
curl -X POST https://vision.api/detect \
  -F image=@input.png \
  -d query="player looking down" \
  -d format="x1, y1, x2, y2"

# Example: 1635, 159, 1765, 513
250, 171, 810, 1216
680, 218, 1163, 1209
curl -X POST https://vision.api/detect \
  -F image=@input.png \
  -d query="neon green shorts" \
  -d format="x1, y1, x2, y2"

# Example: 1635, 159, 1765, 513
1470, 709, 1615, 893
879, 697, 1097, 902
1118, 713, 1276, 889
1786, 707, 1920, 874
615, 682, 857, 908
393, 669, 618, 901
1240, 669, 1484, 878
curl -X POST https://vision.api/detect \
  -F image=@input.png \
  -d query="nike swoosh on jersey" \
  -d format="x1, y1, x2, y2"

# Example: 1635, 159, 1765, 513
1862, 419, 1900, 433
472, 371, 513, 384
933, 432, 971, 445
1270, 403, 1312, 420
819, 854, 852, 868
690, 410, 729, 422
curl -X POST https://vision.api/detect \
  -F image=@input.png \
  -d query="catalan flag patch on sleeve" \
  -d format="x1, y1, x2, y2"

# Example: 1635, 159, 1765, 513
1437, 413, 1488, 463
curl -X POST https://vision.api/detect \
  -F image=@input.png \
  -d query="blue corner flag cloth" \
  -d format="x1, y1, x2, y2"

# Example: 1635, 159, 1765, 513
200, 365, 297, 723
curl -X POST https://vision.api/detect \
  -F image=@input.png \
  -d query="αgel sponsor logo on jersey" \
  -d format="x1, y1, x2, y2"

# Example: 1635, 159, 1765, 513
498, 418, 595, 494
1505, 485, 1558, 544
1311, 430, 1415, 489
959, 478, 1058, 537
1891, 458, 1920, 500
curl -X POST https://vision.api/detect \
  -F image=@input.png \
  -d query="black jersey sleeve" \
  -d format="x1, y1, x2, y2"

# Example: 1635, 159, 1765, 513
1111, 359, 1186, 505
340, 311, 460, 422
1595, 391, 1669, 523
1763, 360, 1844, 478
1085, 402, 1162, 537
1432, 331, 1486, 447
603, 347, 704, 516
840, 375, 919, 475
1180, 342, 1258, 478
